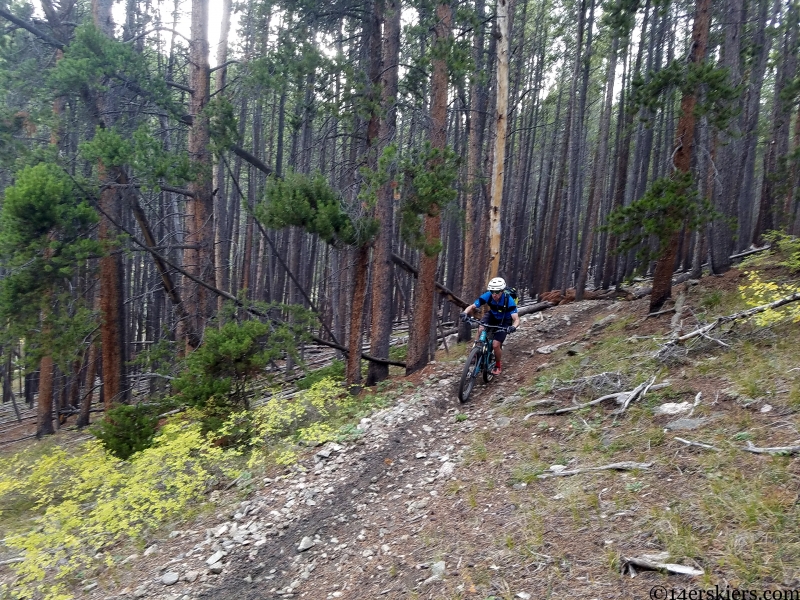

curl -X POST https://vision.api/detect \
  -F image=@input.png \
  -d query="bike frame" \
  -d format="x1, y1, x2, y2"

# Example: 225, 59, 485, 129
458, 318, 509, 402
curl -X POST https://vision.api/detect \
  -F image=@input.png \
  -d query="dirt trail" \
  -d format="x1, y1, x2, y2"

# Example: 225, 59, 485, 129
87, 297, 667, 600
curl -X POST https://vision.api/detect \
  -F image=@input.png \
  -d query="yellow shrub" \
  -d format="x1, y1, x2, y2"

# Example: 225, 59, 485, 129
0, 378, 352, 599
0, 422, 240, 600
739, 271, 800, 326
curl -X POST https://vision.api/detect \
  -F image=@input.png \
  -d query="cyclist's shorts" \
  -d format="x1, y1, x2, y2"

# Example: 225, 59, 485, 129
481, 315, 511, 344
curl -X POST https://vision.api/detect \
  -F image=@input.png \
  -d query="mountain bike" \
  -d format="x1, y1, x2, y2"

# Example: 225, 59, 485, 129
457, 318, 511, 403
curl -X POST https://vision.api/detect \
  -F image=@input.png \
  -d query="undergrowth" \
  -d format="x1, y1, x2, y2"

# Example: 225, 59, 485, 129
0, 377, 371, 600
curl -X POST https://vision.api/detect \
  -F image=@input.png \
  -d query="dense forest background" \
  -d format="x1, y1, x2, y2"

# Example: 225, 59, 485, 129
0, 0, 798, 437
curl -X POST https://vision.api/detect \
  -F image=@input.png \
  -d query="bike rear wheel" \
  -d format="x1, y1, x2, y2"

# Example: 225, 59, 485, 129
458, 346, 481, 403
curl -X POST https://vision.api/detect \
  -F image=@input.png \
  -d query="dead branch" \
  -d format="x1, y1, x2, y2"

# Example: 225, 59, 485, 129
521, 398, 560, 412
537, 461, 653, 478
687, 391, 702, 417
674, 437, 719, 451
622, 555, 703, 577
657, 291, 800, 356
729, 245, 770, 260
525, 378, 663, 417
553, 371, 626, 394
524, 392, 629, 417
611, 376, 657, 415
647, 307, 676, 318
742, 441, 800, 455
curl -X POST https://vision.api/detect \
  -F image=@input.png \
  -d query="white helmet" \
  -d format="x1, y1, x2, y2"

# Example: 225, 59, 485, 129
487, 277, 506, 292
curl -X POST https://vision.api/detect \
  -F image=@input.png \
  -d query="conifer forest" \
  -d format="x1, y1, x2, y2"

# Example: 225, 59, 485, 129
0, 0, 798, 438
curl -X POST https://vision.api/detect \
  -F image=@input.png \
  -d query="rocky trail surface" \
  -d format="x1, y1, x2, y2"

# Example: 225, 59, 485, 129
79, 296, 702, 600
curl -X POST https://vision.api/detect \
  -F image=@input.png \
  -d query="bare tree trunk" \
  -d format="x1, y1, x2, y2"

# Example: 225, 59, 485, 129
753, 2, 797, 243
486, 0, 512, 279
708, 0, 743, 272
99, 174, 126, 406
603, 3, 649, 289
346, 246, 370, 385
736, 0, 777, 249
92, 0, 127, 405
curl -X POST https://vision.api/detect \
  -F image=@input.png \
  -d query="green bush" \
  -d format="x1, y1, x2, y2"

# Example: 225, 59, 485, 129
91, 403, 161, 460
173, 318, 308, 413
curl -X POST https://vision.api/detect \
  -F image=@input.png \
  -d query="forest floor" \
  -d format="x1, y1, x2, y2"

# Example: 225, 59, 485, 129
4, 266, 800, 600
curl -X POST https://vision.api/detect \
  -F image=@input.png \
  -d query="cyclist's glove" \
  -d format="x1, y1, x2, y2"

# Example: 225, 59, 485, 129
459, 312, 468, 323
507, 325, 517, 333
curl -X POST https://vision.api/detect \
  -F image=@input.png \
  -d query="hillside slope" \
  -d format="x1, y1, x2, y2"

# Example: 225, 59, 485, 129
5, 267, 800, 600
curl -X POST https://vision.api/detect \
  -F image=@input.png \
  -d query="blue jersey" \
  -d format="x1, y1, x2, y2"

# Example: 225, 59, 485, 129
474, 291, 518, 324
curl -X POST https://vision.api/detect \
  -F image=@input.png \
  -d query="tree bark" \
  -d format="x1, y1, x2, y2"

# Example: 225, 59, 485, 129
753, 2, 797, 244
346, 245, 371, 385
92, 0, 127, 405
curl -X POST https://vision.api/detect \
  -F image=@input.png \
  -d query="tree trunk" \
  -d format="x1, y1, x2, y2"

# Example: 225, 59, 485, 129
708, 0, 743, 272
406, 1, 451, 375
346, 245, 370, 386
486, 0, 512, 279
88, 0, 128, 404
76, 342, 97, 429
459, 0, 488, 342
736, 0, 776, 249
184, 0, 214, 347
576, 34, 618, 299
367, 0, 400, 386
36, 355, 55, 437
213, 0, 233, 314
650, 0, 710, 312
98, 173, 126, 406
753, 2, 797, 243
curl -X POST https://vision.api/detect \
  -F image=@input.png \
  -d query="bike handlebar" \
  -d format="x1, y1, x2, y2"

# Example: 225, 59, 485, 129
463, 316, 514, 333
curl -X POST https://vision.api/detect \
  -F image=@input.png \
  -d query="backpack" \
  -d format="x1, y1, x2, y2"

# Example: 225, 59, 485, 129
501, 287, 518, 313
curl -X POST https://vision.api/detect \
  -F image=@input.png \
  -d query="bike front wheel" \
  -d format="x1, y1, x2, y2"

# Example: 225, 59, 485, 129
458, 346, 481, 403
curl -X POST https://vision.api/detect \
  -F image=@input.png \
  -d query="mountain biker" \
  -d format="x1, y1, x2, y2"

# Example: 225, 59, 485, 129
459, 277, 520, 375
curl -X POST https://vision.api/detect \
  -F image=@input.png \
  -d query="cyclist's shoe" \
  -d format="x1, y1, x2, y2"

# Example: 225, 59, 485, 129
491, 365, 502, 376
